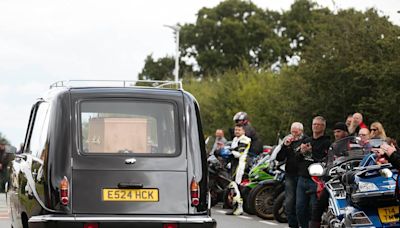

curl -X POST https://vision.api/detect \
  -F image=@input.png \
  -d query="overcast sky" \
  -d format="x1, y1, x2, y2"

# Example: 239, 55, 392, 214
1, 0, 399, 145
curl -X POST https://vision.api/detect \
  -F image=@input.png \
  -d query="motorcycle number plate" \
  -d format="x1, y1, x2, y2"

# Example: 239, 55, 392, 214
378, 206, 399, 223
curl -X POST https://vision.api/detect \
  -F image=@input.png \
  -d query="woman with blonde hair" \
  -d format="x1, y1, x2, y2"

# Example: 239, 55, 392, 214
369, 121, 387, 140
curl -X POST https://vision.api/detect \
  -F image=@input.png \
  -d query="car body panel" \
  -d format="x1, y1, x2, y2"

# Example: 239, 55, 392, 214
7, 85, 214, 228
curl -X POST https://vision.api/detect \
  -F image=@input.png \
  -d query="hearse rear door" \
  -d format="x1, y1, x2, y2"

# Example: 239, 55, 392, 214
71, 97, 189, 215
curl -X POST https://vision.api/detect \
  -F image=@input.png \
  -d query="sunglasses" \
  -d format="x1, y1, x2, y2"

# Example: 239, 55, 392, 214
370, 128, 378, 132
359, 134, 368, 136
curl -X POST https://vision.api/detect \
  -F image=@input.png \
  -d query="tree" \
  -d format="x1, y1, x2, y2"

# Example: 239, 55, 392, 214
296, 8, 400, 135
0, 132, 9, 145
138, 55, 175, 80
180, 0, 285, 75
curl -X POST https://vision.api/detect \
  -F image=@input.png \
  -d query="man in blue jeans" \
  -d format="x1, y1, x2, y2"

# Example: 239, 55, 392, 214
296, 116, 330, 228
276, 122, 306, 228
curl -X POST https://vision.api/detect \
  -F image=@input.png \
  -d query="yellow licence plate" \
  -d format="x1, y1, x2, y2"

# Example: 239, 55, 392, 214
102, 189, 159, 202
378, 206, 399, 223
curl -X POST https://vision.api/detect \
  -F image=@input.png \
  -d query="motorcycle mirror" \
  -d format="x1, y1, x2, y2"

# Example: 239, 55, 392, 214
369, 138, 384, 148
379, 168, 393, 178
308, 163, 325, 177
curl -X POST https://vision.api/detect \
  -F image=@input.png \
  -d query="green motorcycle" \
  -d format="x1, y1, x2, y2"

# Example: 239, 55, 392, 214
223, 149, 276, 214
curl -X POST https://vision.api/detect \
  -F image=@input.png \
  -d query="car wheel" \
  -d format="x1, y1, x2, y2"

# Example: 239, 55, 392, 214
21, 213, 29, 228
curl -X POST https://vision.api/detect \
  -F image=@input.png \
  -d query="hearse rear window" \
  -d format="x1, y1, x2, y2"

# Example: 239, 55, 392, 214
80, 100, 177, 155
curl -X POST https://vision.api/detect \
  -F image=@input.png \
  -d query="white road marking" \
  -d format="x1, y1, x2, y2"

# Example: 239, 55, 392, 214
215, 209, 227, 214
238, 215, 252, 219
259, 220, 278, 225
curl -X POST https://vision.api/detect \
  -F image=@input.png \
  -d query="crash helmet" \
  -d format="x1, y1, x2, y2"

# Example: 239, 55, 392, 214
219, 147, 232, 159
233, 111, 248, 123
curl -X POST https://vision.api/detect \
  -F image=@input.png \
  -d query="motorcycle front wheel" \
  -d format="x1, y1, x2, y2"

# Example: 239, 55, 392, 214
248, 184, 276, 220
273, 191, 287, 223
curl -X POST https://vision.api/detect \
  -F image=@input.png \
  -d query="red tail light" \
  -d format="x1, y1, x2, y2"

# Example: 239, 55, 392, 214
84, 223, 99, 228
163, 224, 178, 228
190, 177, 200, 206
60, 176, 69, 206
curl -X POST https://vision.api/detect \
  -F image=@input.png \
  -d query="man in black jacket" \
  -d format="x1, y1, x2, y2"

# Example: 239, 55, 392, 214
310, 122, 349, 228
276, 122, 306, 228
296, 116, 330, 228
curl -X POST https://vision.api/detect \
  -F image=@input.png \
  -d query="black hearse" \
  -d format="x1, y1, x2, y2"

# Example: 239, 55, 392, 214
7, 80, 216, 228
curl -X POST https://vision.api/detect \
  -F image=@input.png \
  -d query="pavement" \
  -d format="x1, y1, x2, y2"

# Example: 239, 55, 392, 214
0, 193, 9, 220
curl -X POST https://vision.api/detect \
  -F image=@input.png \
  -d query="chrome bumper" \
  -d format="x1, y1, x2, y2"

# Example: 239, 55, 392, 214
29, 214, 215, 223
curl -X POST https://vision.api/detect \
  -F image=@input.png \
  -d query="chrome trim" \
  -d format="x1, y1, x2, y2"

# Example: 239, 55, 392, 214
29, 215, 214, 223
352, 190, 394, 198
21, 155, 59, 213
125, 158, 137, 164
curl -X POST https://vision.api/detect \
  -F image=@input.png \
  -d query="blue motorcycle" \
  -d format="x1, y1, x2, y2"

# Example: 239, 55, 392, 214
309, 137, 400, 227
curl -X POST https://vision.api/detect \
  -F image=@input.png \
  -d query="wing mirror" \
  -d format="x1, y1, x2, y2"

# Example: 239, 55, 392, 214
308, 163, 325, 177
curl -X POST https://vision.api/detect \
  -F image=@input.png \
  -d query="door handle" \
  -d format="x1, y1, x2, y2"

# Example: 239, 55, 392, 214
118, 182, 143, 189
125, 158, 136, 164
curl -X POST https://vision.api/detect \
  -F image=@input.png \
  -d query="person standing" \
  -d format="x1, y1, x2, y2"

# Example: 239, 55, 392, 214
326, 122, 349, 166
310, 122, 348, 228
0, 139, 10, 193
345, 114, 353, 128
226, 124, 251, 215
276, 122, 306, 228
231, 112, 262, 159
348, 112, 367, 135
369, 121, 387, 140
209, 129, 227, 156
296, 116, 330, 228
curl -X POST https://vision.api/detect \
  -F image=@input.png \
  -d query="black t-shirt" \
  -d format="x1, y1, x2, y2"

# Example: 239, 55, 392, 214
297, 135, 331, 177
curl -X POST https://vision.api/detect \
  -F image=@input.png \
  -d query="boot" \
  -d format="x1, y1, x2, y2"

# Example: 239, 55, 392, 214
233, 200, 243, 215
225, 200, 243, 215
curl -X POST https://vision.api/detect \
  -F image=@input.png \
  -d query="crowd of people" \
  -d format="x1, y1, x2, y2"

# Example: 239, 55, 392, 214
208, 111, 400, 227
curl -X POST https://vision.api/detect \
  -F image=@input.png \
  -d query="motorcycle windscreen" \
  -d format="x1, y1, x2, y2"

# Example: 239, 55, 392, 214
72, 100, 189, 214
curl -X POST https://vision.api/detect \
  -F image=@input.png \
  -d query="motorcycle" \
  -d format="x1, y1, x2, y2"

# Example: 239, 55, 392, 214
208, 155, 231, 207
222, 149, 275, 214
247, 159, 286, 220
273, 190, 288, 223
309, 137, 400, 227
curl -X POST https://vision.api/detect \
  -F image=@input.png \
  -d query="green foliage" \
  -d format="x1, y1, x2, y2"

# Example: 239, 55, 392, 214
143, 0, 400, 143
184, 68, 309, 144
138, 55, 175, 80
0, 132, 9, 145
180, 0, 285, 75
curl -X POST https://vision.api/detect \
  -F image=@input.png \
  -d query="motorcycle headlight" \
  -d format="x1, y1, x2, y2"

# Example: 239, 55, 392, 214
357, 181, 379, 192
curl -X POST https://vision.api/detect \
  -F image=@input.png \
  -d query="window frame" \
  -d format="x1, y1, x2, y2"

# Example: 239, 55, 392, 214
24, 100, 51, 158
76, 98, 181, 157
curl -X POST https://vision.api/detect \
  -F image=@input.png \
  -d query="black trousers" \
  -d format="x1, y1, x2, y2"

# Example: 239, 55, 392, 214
310, 188, 329, 225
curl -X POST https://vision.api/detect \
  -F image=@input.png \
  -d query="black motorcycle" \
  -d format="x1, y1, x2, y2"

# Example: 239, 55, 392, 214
208, 155, 231, 206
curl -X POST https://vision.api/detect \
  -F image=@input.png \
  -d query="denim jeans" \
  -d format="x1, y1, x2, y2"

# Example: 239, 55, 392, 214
285, 175, 298, 228
296, 176, 317, 228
